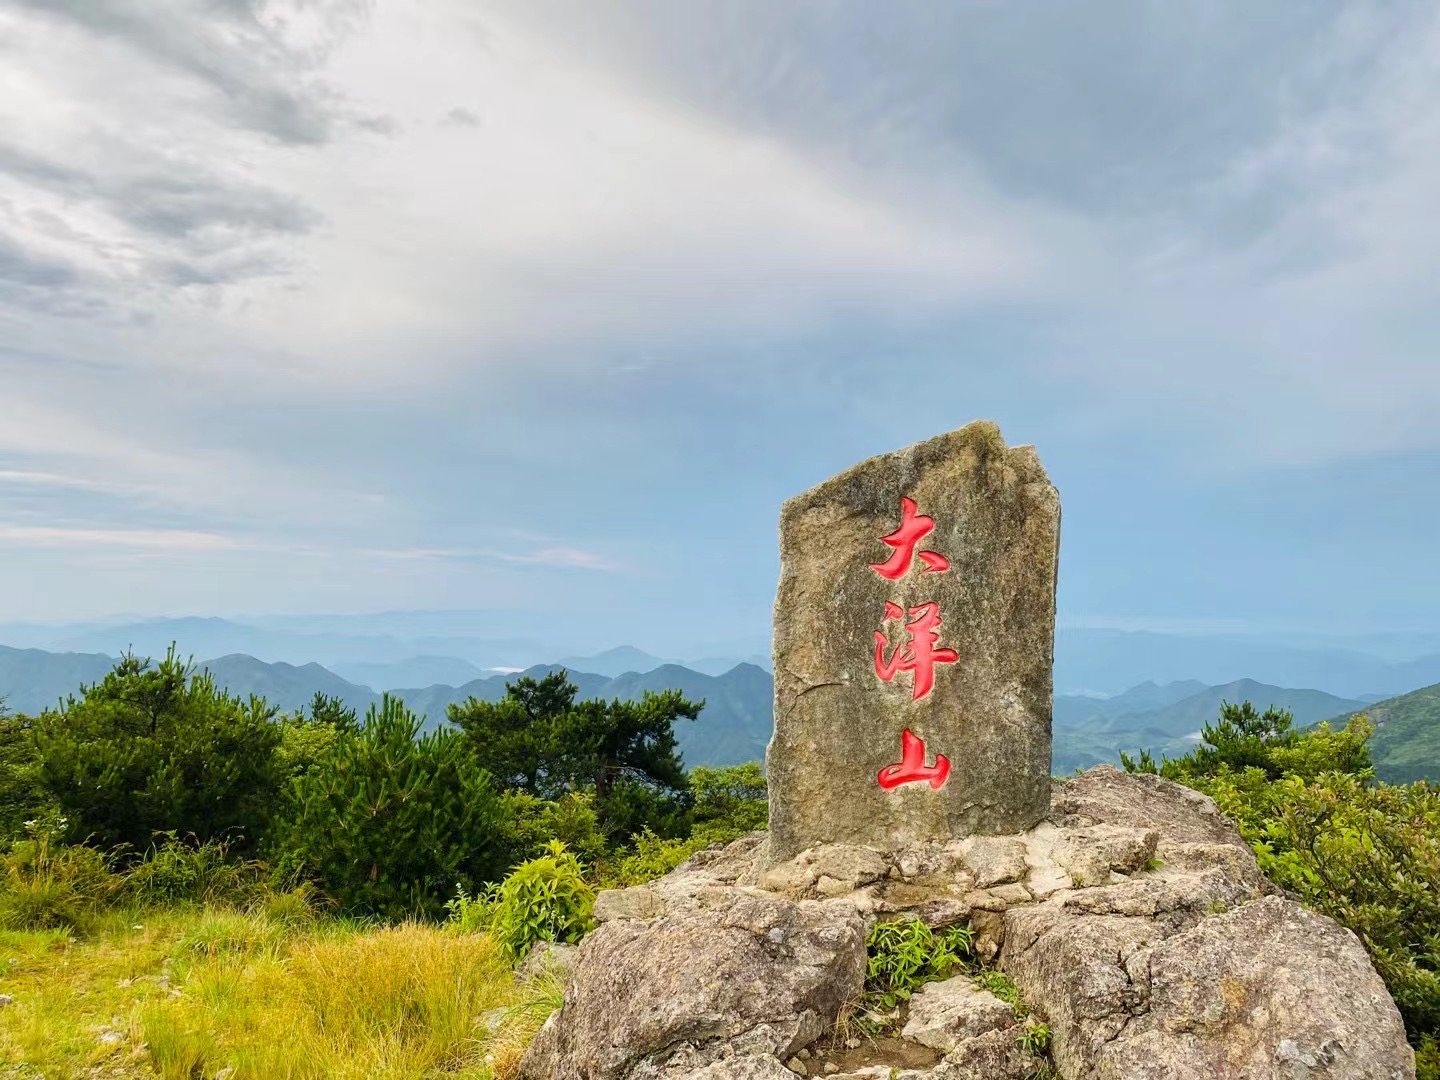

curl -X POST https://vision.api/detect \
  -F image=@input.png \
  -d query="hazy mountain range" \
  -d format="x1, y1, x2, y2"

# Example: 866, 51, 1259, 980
3, 639, 1429, 779
3, 614, 1438, 699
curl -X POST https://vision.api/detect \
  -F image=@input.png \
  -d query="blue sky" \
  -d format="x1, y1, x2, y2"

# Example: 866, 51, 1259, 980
1, 1, 1438, 658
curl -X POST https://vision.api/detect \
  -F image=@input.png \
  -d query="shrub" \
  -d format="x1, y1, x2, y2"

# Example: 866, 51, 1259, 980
504, 790, 609, 865
864, 917, 974, 1010
443, 881, 497, 934
487, 840, 596, 963
266, 693, 515, 919
594, 827, 708, 890
0, 820, 121, 930
690, 763, 768, 844
0, 705, 53, 843
32, 647, 283, 852
124, 833, 262, 907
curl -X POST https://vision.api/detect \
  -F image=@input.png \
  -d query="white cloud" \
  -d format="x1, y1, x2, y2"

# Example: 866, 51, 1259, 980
0, 524, 236, 550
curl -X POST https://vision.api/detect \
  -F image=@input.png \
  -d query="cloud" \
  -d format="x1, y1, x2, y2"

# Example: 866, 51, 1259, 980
361, 545, 622, 572
8, 0, 373, 146
0, 524, 237, 551
442, 106, 481, 127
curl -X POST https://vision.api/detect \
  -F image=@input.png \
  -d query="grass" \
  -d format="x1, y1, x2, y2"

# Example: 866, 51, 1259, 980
0, 903, 550, 1080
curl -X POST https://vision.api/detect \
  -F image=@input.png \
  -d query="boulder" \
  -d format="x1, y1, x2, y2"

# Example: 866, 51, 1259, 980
900, 977, 1016, 1051
520, 889, 866, 1079
1004, 888, 1415, 1079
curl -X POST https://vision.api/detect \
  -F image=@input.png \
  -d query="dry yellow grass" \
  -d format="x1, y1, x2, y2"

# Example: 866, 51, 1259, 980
0, 906, 558, 1080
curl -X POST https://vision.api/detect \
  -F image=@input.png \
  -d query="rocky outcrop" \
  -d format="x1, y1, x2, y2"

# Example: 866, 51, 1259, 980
520, 767, 1415, 1080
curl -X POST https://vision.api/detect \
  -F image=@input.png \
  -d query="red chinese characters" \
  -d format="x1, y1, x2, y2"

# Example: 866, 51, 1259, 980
874, 601, 959, 701
871, 496, 958, 791
869, 496, 951, 579
877, 728, 950, 790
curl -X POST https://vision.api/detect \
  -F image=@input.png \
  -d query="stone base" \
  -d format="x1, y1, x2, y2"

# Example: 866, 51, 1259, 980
522, 767, 1415, 1080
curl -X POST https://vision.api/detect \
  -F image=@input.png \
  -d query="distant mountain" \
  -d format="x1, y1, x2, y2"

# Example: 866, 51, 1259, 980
193, 654, 378, 715
1054, 629, 1440, 699
0, 645, 117, 713
0, 645, 772, 767
1054, 680, 1208, 727
395, 662, 773, 767
553, 647, 678, 678
1318, 682, 1440, 785
1053, 679, 1371, 775
687, 654, 772, 676
330, 655, 488, 692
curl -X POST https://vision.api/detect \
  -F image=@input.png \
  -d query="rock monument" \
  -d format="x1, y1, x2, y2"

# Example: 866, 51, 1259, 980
520, 420, 1415, 1080
767, 421, 1060, 860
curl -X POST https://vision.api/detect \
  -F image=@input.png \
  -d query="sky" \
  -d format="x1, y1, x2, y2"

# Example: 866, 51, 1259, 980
1, 0, 1438, 658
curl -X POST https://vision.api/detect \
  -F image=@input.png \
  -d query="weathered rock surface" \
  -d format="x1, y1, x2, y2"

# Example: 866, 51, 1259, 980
521, 768, 1415, 1080
521, 889, 866, 1080
1007, 894, 1415, 1079
517, 940, 579, 985
900, 977, 1015, 1051
766, 421, 1061, 860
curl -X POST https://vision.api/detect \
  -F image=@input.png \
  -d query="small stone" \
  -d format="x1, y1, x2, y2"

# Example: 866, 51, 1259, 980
901, 977, 1016, 1052
844, 1038, 861, 1050
786, 1056, 807, 1075
796, 1047, 811, 1060
0, 994, 12, 1006
760, 859, 819, 895
516, 941, 578, 985
98, 1031, 123, 1046
592, 887, 669, 923
823, 1064, 839, 1075
952, 836, 1030, 888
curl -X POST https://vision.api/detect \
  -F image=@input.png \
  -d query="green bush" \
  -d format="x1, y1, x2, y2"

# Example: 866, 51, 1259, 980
0, 821, 121, 930
124, 834, 263, 907
267, 694, 514, 919
486, 840, 596, 963
0, 705, 53, 843
595, 827, 708, 889
690, 763, 767, 844
503, 790, 609, 865
32, 648, 283, 853
864, 917, 974, 1010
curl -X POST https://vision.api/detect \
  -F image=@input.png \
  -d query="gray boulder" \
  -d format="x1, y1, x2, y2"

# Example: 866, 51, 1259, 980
900, 977, 1015, 1051
520, 889, 866, 1079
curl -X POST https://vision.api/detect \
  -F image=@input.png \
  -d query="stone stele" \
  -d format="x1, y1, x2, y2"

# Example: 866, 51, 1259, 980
766, 420, 1060, 861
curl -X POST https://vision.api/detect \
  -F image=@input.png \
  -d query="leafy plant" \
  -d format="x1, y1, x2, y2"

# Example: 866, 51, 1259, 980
487, 840, 596, 964
864, 918, 974, 1010
444, 881, 498, 934
974, 969, 1021, 1007
1016, 1019, 1051, 1054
